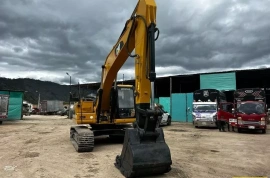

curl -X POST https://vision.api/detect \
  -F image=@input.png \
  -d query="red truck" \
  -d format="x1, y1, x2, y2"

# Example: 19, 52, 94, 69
222, 88, 267, 134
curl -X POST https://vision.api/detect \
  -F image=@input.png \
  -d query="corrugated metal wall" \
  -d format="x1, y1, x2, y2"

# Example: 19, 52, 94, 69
171, 93, 193, 122
171, 94, 185, 121
155, 93, 193, 122
200, 72, 236, 91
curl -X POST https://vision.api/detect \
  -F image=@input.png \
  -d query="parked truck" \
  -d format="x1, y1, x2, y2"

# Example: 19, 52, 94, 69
228, 88, 267, 134
22, 101, 31, 116
0, 94, 10, 125
192, 89, 227, 128
40, 100, 64, 115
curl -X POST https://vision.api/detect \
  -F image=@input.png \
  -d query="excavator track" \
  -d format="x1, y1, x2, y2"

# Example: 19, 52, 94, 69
70, 126, 94, 152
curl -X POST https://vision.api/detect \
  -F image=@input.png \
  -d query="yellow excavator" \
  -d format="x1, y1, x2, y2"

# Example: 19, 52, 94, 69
69, 0, 172, 177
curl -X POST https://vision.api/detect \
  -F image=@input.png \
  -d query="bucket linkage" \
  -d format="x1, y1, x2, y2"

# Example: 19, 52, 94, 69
115, 106, 172, 178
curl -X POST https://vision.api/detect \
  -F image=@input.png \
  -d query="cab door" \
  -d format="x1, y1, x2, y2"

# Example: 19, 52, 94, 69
218, 102, 234, 123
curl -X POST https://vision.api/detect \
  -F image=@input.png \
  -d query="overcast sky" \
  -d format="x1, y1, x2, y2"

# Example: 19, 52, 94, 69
1, 0, 270, 85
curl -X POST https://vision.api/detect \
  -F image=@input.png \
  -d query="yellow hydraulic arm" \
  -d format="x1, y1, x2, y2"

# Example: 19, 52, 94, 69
109, 0, 172, 177
95, 0, 159, 123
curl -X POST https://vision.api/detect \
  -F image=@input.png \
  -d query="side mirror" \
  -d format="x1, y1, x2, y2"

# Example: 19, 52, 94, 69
232, 108, 235, 113
218, 108, 220, 111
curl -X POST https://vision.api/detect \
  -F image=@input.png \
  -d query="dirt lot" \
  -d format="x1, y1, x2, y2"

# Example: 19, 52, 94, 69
0, 115, 269, 178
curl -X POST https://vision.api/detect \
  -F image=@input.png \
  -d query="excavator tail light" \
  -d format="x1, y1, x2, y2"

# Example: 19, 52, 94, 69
114, 128, 172, 178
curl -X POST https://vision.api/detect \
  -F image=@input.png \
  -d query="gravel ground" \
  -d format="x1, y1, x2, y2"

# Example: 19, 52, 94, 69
0, 115, 269, 178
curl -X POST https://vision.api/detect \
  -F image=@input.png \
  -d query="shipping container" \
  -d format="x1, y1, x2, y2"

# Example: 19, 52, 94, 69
40, 100, 64, 115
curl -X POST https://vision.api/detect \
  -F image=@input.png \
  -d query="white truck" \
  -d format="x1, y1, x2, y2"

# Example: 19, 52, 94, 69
192, 89, 227, 128
0, 94, 10, 125
40, 100, 64, 115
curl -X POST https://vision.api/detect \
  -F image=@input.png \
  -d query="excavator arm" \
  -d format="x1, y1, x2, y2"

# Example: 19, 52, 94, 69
106, 0, 172, 177
95, 0, 159, 123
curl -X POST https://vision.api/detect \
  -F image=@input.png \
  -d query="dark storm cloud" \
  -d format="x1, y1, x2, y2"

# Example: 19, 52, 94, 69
155, 0, 270, 71
0, 0, 135, 82
0, 0, 270, 84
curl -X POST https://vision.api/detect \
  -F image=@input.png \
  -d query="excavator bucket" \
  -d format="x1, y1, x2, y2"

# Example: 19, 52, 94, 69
115, 127, 172, 178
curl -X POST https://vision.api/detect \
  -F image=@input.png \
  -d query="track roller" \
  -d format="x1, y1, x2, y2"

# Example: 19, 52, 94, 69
70, 126, 94, 152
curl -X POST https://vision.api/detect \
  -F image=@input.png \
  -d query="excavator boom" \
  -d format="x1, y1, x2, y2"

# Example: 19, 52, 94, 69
111, 0, 172, 177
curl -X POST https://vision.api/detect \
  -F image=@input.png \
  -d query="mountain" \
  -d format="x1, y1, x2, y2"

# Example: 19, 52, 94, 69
0, 77, 97, 104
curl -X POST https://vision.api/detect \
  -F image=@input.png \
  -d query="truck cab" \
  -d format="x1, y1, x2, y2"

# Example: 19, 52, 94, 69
226, 88, 267, 134
192, 101, 217, 127
217, 102, 235, 126
192, 89, 227, 128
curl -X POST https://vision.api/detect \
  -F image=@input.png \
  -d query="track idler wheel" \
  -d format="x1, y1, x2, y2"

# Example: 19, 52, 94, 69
114, 128, 172, 178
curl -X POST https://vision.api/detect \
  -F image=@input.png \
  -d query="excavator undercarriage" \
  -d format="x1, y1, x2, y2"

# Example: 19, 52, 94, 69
70, 126, 94, 152
70, 124, 133, 152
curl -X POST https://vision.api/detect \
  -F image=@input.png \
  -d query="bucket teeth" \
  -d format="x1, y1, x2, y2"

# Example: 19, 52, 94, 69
115, 128, 172, 178
70, 126, 94, 152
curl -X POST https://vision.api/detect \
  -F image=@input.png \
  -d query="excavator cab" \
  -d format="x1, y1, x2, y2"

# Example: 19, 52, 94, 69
111, 85, 136, 119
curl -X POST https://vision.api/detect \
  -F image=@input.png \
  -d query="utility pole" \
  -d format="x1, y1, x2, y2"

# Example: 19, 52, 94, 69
38, 93, 40, 110
36, 91, 40, 112
66, 72, 72, 119
170, 77, 172, 115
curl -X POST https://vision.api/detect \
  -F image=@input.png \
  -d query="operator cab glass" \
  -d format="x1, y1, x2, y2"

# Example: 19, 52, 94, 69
117, 87, 135, 118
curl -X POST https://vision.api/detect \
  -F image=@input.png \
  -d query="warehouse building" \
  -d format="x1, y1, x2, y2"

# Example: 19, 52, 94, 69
78, 67, 270, 122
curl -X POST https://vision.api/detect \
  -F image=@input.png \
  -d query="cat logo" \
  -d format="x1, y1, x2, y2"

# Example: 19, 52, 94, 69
203, 90, 209, 97
115, 41, 124, 56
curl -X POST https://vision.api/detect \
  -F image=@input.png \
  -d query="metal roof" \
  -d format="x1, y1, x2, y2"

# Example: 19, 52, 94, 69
157, 67, 270, 79
0, 89, 25, 92
76, 67, 270, 86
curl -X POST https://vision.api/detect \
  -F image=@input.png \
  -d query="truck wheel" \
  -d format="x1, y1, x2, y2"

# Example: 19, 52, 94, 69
0, 121, 2, 125
167, 117, 171, 126
262, 129, 266, 134
238, 128, 242, 133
